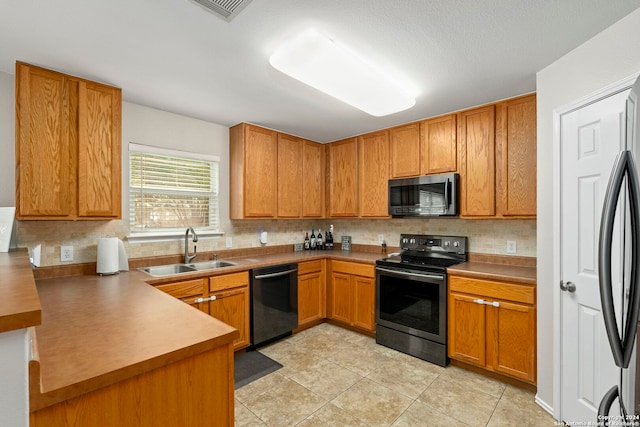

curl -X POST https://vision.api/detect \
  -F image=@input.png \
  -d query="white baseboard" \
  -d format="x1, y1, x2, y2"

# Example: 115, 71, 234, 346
535, 394, 556, 419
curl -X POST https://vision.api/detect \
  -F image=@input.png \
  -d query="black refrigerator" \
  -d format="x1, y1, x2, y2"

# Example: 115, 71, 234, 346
598, 74, 640, 418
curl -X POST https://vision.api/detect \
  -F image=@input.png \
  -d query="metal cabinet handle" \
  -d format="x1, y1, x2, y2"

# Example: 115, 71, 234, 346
560, 281, 576, 293
473, 298, 500, 307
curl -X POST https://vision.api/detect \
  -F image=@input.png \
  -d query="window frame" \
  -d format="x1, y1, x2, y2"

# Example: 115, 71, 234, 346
127, 142, 222, 242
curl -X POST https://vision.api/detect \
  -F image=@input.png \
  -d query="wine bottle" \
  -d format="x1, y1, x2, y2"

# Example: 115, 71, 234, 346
317, 229, 324, 250
304, 232, 310, 250
310, 229, 316, 250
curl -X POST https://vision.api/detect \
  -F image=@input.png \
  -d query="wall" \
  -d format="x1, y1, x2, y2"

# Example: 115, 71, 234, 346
0, 72, 14, 206
0, 329, 30, 427
536, 8, 640, 416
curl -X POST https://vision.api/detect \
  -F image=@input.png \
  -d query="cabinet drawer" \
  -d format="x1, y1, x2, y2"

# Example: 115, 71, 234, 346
209, 271, 249, 292
330, 260, 375, 278
449, 275, 534, 305
155, 278, 206, 299
298, 260, 323, 275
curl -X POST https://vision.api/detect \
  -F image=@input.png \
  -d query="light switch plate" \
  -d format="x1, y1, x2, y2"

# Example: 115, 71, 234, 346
506, 240, 517, 254
225, 237, 233, 248
378, 234, 384, 244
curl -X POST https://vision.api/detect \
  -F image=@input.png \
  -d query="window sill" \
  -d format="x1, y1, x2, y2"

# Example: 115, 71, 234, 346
127, 230, 224, 244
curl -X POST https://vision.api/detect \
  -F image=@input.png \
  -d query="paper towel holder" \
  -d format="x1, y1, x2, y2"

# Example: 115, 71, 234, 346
96, 237, 129, 275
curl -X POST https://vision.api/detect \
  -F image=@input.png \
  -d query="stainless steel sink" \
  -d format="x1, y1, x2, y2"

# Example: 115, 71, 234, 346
187, 260, 238, 270
140, 263, 197, 277
140, 259, 238, 277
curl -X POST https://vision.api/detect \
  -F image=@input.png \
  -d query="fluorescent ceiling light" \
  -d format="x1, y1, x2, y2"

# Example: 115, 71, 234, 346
269, 29, 416, 117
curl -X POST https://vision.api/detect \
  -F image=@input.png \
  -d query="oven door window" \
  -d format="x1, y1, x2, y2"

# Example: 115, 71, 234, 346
377, 272, 445, 342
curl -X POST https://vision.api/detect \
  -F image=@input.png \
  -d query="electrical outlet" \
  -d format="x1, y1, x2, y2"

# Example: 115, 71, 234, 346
226, 237, 233, 248
506, 240, 517, 254
61, 245, 74, 262
378, 234, 385, 244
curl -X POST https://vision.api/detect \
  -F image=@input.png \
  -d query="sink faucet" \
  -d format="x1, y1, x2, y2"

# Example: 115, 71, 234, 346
184, 227, 198, 264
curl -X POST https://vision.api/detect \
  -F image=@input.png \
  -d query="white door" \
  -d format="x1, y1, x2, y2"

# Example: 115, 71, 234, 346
560, 89, 628, 424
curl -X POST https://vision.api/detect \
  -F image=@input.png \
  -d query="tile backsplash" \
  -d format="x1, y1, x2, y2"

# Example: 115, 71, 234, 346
16, 218, 535, 267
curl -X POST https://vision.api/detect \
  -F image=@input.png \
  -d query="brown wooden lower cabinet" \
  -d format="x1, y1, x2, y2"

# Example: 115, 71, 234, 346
298, 260, 326, 328
327, 260, 375, 333
154, 271, 250, 352
30, 344, 234, 427
209, 272, 250, 351
448, 275, 536, 384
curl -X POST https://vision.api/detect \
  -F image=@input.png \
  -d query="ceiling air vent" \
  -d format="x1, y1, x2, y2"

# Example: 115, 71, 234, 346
189, 0, 253, 22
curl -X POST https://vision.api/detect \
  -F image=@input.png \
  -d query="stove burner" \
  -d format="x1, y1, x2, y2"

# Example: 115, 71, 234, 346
376, 234, 468, 273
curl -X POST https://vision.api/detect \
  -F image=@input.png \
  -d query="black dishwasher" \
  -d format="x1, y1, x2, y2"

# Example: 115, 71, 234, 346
250, 263, 298, 348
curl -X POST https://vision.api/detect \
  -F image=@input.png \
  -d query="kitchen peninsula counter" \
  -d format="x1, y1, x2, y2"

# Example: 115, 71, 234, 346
30, 270, 237, 426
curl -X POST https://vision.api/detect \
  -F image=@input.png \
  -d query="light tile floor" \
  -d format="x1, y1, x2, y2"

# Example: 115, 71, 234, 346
235, 323, 556, 426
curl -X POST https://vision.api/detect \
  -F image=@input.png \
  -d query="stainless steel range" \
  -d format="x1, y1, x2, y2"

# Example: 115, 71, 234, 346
375, 234, 467, 366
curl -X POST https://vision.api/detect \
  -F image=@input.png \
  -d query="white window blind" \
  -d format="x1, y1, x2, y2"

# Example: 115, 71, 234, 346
129, 143, 219, 232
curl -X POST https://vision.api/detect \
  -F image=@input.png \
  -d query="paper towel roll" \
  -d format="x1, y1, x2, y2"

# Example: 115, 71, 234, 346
97, 237, 120, 275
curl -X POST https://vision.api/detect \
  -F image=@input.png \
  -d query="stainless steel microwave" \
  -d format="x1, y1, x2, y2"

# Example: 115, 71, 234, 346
388, 173, 459, 217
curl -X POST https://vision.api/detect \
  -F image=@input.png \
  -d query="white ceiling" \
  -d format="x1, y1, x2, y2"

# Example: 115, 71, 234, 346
0, 0, 638, 142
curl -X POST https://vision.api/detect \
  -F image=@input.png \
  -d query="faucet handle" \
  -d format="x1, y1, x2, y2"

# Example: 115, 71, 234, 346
212, 253, 218, 261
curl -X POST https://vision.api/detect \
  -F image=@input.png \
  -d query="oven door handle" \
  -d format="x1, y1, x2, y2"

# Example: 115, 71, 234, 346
376, 267, 444, 281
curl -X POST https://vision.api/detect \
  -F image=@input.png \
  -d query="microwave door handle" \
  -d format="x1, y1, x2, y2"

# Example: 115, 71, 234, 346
444, 178, 450, 208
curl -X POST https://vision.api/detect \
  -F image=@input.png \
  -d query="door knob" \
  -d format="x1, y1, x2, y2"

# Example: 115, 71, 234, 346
560, 280, 576, 293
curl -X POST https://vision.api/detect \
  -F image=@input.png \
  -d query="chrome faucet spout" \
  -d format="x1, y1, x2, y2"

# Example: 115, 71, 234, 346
184, 227, 198, 264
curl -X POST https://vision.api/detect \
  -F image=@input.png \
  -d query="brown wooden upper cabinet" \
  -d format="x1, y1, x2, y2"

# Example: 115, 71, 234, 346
15, 62, 122, 220
420, 114, 457, 175
390, 122, 421, 178
230, 123, 324, 219
301, 140, 325, 218
327, 137, 358, 217
495, 94, 537, 217
230, 123, 278, 218
359, 130, 390, 217
458, 94, 536, 218
459, 105, 496, 217
277, 132, 302, 218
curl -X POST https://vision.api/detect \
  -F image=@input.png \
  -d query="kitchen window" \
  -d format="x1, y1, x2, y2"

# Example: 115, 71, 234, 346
129, 143, 220, 234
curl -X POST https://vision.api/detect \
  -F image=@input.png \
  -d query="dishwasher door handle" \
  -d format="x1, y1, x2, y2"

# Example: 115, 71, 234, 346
253, 269, 298, 280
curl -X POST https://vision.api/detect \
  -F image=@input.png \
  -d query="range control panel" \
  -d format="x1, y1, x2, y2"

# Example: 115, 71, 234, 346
399, 234, 467, 254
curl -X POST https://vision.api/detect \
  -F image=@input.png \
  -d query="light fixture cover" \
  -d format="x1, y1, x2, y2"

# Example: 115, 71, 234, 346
269, 29, 416, 117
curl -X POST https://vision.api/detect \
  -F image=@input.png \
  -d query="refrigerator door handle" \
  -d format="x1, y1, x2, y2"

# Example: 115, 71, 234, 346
621, 151, 640, 367
597, 385, 620, 418
599, 150, 628, 368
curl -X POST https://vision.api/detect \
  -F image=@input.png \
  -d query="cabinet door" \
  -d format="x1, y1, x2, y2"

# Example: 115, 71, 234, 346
302, 140, 324, 218
329, 272, 352, 324
448, 292, 486, 366
359, 130, 390, 217
328, 138, 358, 217
420, 114, 457, 174
15, 62, 74, 218
298, 271, 325, 327
390, 123, 420, 178
352, 276, 375, 332
496, 94, 536, 217
277, 133, 302, 218
459, 105, 496, 216
77, 80, 122, 218
486, 301, 536, 383
209, 287, 250, 351
244, 124, 278, 217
